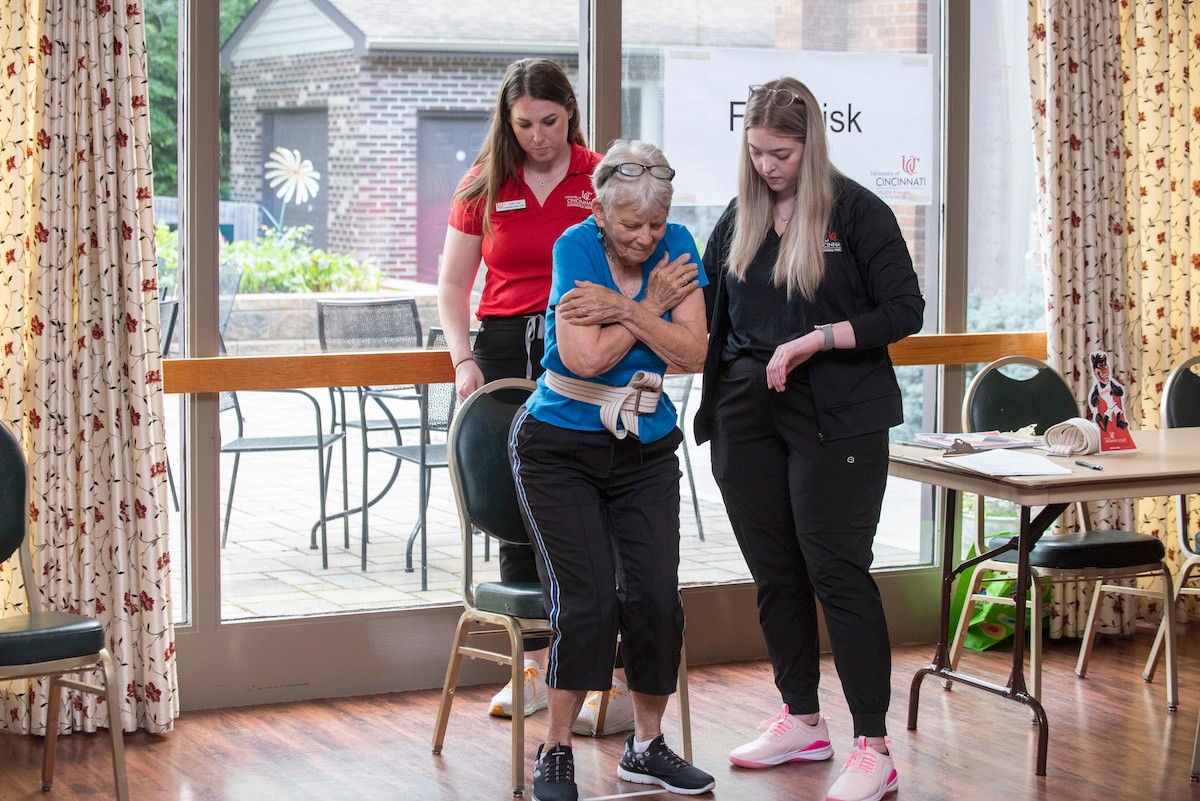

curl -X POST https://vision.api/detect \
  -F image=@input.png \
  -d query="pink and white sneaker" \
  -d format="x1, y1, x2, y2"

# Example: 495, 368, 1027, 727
729, 705, 834, 768
825, 737, 898, 801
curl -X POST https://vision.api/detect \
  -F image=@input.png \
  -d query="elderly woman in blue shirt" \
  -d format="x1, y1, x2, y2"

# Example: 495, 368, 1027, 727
510, 139, 714, 801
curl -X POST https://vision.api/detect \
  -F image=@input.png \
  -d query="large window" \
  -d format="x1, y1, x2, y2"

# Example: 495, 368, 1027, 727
163, 1, 1009, 707
618, 0, 943, 570
967, 1, 1044, 333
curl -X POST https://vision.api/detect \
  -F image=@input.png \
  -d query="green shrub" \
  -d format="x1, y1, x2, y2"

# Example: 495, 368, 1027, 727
154, 222, 380, 295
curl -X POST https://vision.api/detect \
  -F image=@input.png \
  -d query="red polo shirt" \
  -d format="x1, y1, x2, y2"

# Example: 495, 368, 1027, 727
448, 142, 602, 319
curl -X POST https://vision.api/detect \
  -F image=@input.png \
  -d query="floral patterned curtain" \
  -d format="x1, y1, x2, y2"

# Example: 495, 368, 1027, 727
1029, 0, 1139, 638
0, 0, 177, 734
1122, 3, 1200, 620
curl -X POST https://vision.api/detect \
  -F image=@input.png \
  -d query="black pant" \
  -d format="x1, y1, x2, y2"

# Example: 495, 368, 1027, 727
474, 314, 548, 651
511, 412, 683, 694
710, 356, 892, 737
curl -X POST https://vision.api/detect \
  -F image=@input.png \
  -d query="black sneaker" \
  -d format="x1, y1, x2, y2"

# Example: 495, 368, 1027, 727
617, 734, 716, 795
532, 742, 578, 801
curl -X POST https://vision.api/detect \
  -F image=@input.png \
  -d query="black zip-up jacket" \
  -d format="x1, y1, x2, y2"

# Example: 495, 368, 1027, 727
694, 175, 925, 444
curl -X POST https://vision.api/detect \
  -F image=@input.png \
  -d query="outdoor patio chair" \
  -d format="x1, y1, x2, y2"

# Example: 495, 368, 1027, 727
218, 261, 243, 351
1143, 354, 1200, 682
664, 373, 704, 540
946, 356, 1176, 710
159, 298, 180, 510
316, 298, 423, 569
0, 423, 129, 801
368, 326, 461, 590
431, 378, 692, 796
219, 388, 347, 569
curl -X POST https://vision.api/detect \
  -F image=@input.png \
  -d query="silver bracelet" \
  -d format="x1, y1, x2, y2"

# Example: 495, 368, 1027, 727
815, 324, 835, 351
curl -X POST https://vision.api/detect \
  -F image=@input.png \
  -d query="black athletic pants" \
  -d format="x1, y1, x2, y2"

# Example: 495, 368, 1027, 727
510, 411, 684, 694
710, 356, 892, 736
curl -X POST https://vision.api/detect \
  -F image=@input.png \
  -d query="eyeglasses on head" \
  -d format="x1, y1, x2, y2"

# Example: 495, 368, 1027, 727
748, 84, 802, 109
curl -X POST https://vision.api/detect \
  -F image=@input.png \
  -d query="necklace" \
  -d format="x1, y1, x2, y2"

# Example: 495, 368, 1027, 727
528, 162, 566, 189
604, 247, 640, 298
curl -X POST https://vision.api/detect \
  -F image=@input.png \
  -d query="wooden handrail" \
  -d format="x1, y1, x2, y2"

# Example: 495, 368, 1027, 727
162, 331, 1048, 394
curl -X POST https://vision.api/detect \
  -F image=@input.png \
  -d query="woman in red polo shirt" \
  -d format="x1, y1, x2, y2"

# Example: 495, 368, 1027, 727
438, 58, 623, 728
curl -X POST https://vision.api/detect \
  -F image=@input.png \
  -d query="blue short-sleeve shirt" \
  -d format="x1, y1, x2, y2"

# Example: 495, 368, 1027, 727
524, 217, 706, 443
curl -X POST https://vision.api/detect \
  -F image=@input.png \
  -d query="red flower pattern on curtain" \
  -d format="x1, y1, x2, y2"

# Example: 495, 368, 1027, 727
0, 0, 177, 734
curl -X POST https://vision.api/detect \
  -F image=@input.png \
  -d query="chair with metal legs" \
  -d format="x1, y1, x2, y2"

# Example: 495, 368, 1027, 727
0, 423, 129, 800
316, 298, 423, 569
431, 379, 693, 796
368, 327, 460, 589
159, 298, 180, 511
218, 389, 346, 568
946, 356, 1176, 711
1143, 355, 1200, 681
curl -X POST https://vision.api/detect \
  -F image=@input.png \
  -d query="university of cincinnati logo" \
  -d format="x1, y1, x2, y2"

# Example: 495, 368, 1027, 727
823, 230, 843, 253
565, 190, 593, 210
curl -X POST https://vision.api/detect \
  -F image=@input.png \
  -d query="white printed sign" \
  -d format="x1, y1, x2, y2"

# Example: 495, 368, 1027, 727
663, 48, 934, 207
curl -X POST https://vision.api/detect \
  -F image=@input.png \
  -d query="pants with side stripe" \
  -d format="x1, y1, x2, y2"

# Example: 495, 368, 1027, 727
510, 410, 684, 694
710, 356, 892, 737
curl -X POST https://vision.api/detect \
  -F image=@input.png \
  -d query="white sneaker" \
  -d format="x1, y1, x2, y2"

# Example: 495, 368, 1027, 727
825, 737, 897, 801
572, 677, 635, 736
729, 705, 834, 767
488, 659, 549, 718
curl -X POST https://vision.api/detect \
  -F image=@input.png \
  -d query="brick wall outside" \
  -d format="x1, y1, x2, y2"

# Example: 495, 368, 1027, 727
230, 52, 580, 283
229, 5, 930, 286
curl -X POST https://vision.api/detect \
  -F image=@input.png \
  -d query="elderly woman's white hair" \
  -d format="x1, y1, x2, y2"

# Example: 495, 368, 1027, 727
592, 139, 675, 216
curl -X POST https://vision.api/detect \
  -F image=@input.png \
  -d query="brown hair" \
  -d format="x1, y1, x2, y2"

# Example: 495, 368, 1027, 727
454, 58, 588, 237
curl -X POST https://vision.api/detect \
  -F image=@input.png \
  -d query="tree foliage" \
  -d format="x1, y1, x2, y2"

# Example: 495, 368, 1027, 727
144, 0, 258, 199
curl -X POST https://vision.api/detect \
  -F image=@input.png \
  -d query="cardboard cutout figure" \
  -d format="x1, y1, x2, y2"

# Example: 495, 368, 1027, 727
1087, 351, 1136, 452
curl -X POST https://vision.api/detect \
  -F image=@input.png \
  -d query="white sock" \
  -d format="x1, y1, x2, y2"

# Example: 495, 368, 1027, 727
633, 737, 655, 753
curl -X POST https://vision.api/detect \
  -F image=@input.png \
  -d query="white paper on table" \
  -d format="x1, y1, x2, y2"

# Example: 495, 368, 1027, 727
939, 449, 1074, 476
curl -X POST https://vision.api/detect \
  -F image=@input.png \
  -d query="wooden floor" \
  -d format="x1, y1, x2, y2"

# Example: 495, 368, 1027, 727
4, 628, 1200, 801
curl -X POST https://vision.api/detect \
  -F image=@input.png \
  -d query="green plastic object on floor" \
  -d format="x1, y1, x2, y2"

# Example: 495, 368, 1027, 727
949, 539, 1051, 651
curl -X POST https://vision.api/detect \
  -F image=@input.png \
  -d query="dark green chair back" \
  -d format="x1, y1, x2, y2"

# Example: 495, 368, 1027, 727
449, 380, 535, 548
965, 356, 1079, 436
0, 423, 25, 563
1163, 355, 1200, 429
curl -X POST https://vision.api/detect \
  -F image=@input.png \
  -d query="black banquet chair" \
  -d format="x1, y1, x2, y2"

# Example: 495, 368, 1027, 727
1144, 354, 1200, 680
946, 355, 1176, 710
0, 423, 129, 800
431, 378, 692, 796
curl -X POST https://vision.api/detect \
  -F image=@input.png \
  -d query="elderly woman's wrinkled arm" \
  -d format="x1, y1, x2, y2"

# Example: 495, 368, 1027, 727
613, 286, 706, 373
556, 285, 706, 378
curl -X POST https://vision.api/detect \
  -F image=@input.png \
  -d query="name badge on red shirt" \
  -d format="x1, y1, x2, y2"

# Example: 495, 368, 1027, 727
495, 199, 526, 213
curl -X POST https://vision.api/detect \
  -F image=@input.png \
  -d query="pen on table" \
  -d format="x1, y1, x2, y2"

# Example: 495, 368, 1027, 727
1075, 459, 1104, 471
894, 440, 946, 451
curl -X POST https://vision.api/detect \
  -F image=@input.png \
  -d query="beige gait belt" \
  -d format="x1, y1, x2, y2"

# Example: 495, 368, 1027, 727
544, 369, 662, 440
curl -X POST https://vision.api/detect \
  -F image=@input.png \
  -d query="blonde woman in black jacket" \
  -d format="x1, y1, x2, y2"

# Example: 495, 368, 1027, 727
694, 77, 924, 801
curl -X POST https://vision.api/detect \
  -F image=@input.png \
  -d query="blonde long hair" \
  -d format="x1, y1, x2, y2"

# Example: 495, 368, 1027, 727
728, 78, 839, 301
454, 58, 588, 238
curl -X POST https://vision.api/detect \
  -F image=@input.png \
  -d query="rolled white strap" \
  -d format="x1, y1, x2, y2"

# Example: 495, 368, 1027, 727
1043, 417, 1102, 456
545, 369, 662, 440
522, 313, 546, 380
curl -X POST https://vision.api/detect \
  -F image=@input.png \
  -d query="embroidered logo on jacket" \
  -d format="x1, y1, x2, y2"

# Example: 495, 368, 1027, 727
822, 230, 843, 253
